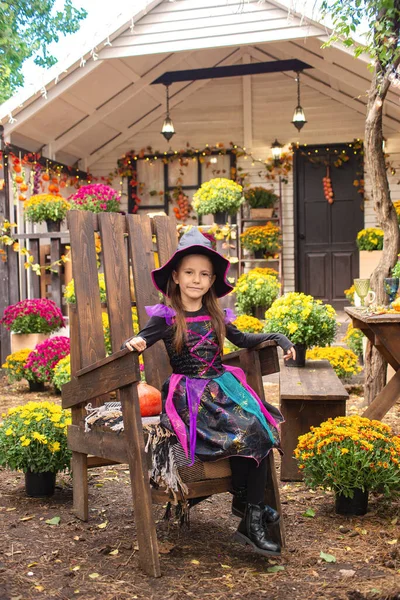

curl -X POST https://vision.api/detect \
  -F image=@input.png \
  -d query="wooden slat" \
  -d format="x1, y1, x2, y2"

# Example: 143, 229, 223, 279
50, 238, 62, 308
362, 369, 400, 420
99, 213, 133, 352
119, 385, 161, 577
68, 425, 128, 463
28, 239, 40, 299
65, 302, 88, 521
370, 323, 400, 366
67, 211, 106, 369
62, 351, 140, 408
280, 361, 349, 401
127, 214, 170, 388
356, 325, 400, 371
151, 477, 233, 504
153, 215, 178, 266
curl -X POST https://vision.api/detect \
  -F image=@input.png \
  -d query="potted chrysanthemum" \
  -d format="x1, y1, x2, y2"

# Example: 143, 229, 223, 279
240, 223, 282, 258
25, 336, 70, 385
234, 267, 280, 318
24, 194, 71, 231
0, 401, 72, 497
245, 187, 279, 219
295, 415, 400, 515
192, 178, 244, 223
69, 184, 121, 213
1, 298, 66, 353
264, 292, 337, 367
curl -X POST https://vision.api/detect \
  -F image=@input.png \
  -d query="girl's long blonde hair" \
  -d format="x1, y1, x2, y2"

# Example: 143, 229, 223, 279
166, 260, 226, 353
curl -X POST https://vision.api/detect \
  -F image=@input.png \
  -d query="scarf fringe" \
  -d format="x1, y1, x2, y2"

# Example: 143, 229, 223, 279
84, 403, 188, 500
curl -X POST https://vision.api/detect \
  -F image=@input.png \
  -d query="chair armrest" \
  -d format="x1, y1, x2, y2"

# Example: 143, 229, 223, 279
222, 341, 279, 376
62, 350, 141, 409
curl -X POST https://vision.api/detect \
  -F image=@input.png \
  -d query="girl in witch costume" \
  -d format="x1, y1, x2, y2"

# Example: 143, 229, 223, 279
124, 227, 295, 557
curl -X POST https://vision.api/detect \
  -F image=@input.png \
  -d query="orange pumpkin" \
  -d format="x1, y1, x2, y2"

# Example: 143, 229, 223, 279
137, 382, 162, 417
13, 164, 22, 173
42, 173, 50, 181
15, 176, 23, 184
20, 183, 28, 192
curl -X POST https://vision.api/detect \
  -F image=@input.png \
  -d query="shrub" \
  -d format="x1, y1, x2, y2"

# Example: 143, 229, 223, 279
306, 346, 362, 380
1, 299, 65, 334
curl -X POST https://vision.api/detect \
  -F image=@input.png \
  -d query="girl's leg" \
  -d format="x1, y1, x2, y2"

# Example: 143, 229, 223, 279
246, 457, 268, 505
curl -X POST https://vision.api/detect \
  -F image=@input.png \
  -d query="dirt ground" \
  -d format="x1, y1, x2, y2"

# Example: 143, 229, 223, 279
1, 377, 400, 600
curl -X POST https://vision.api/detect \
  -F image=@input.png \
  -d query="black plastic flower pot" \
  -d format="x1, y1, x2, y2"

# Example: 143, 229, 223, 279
25, 470, 56, 498
335, 488, 368, 516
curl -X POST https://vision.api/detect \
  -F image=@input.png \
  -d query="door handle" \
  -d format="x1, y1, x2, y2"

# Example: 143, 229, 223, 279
299, 233, 305, 240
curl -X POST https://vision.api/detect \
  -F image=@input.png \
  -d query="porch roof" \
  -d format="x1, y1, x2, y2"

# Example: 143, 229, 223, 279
2, 0, 399, 171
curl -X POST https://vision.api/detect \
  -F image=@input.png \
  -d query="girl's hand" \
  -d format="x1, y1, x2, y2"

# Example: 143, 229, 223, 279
283, 346, 296, 361
125, 336, 147, 352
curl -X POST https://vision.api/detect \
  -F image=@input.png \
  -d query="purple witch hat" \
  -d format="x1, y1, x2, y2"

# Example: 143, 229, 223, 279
151, 227, 233, 298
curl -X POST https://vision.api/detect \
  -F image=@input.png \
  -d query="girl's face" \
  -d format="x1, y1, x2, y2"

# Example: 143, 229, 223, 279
172, 254, 216, 308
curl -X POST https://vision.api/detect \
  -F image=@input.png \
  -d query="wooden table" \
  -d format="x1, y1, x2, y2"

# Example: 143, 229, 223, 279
279, 360, 348, 481
345, 307, 400, 420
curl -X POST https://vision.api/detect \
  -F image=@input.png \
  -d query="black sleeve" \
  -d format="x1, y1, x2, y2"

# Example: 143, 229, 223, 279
121, 316, 168, 350
225, 322, 294, 352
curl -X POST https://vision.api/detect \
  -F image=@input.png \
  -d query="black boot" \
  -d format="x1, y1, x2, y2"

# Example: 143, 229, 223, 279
234, 503, 281, 557
231, 489, 280, 525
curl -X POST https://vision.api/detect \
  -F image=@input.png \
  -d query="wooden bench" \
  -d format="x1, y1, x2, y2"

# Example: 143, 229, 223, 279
62, 212, 284, 577
279, 360, 349, 481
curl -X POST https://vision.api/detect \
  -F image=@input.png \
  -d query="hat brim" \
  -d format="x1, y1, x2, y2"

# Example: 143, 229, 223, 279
151, 244, 233, 298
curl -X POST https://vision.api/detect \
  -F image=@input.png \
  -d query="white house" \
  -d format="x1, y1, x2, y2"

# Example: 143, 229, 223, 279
2, 0, 400, 307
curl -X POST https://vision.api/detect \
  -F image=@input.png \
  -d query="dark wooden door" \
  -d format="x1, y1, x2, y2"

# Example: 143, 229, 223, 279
295, 145, 364, 309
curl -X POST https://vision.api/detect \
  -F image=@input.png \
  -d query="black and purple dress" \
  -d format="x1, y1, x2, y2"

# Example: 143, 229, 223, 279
138, 304, 292, 467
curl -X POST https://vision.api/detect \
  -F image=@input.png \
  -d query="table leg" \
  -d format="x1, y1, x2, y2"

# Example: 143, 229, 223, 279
362, 368, 400, 420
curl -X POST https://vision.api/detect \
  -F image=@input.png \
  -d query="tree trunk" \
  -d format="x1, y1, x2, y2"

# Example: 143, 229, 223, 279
363, 69, 400, 404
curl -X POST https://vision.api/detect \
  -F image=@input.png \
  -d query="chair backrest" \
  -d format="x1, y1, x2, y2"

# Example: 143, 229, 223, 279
67, 211, 178, 399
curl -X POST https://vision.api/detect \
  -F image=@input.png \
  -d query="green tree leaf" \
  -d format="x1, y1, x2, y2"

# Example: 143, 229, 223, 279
45, 516, 61, 526
0, 1, 87, 103
320, 551, 336, 563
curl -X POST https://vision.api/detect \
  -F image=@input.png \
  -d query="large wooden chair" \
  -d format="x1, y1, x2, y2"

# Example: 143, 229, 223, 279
62, 211, 284, 577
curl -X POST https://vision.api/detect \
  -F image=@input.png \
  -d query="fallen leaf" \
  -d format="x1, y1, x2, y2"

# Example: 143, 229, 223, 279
320, 551, 336, 563
20, 515, 35, 522
339, 569, 355, 578
34, 585, 44, 592
72, 566, 80, 571
73, 536, 80, 541
191, 559, 200, 565
88, 573, 100, 579
97, 521, 108, 529
109, 549, 119, 556
303, 508, 315, 518
27, 562, 37, 568
391, 517, 398, 525
267, 565, 285, 573
6, 507, 16, 512
45, 516, 60, 526
387, 539, 398, 545
220, 564, 231, 569
158, 541, 175, 554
